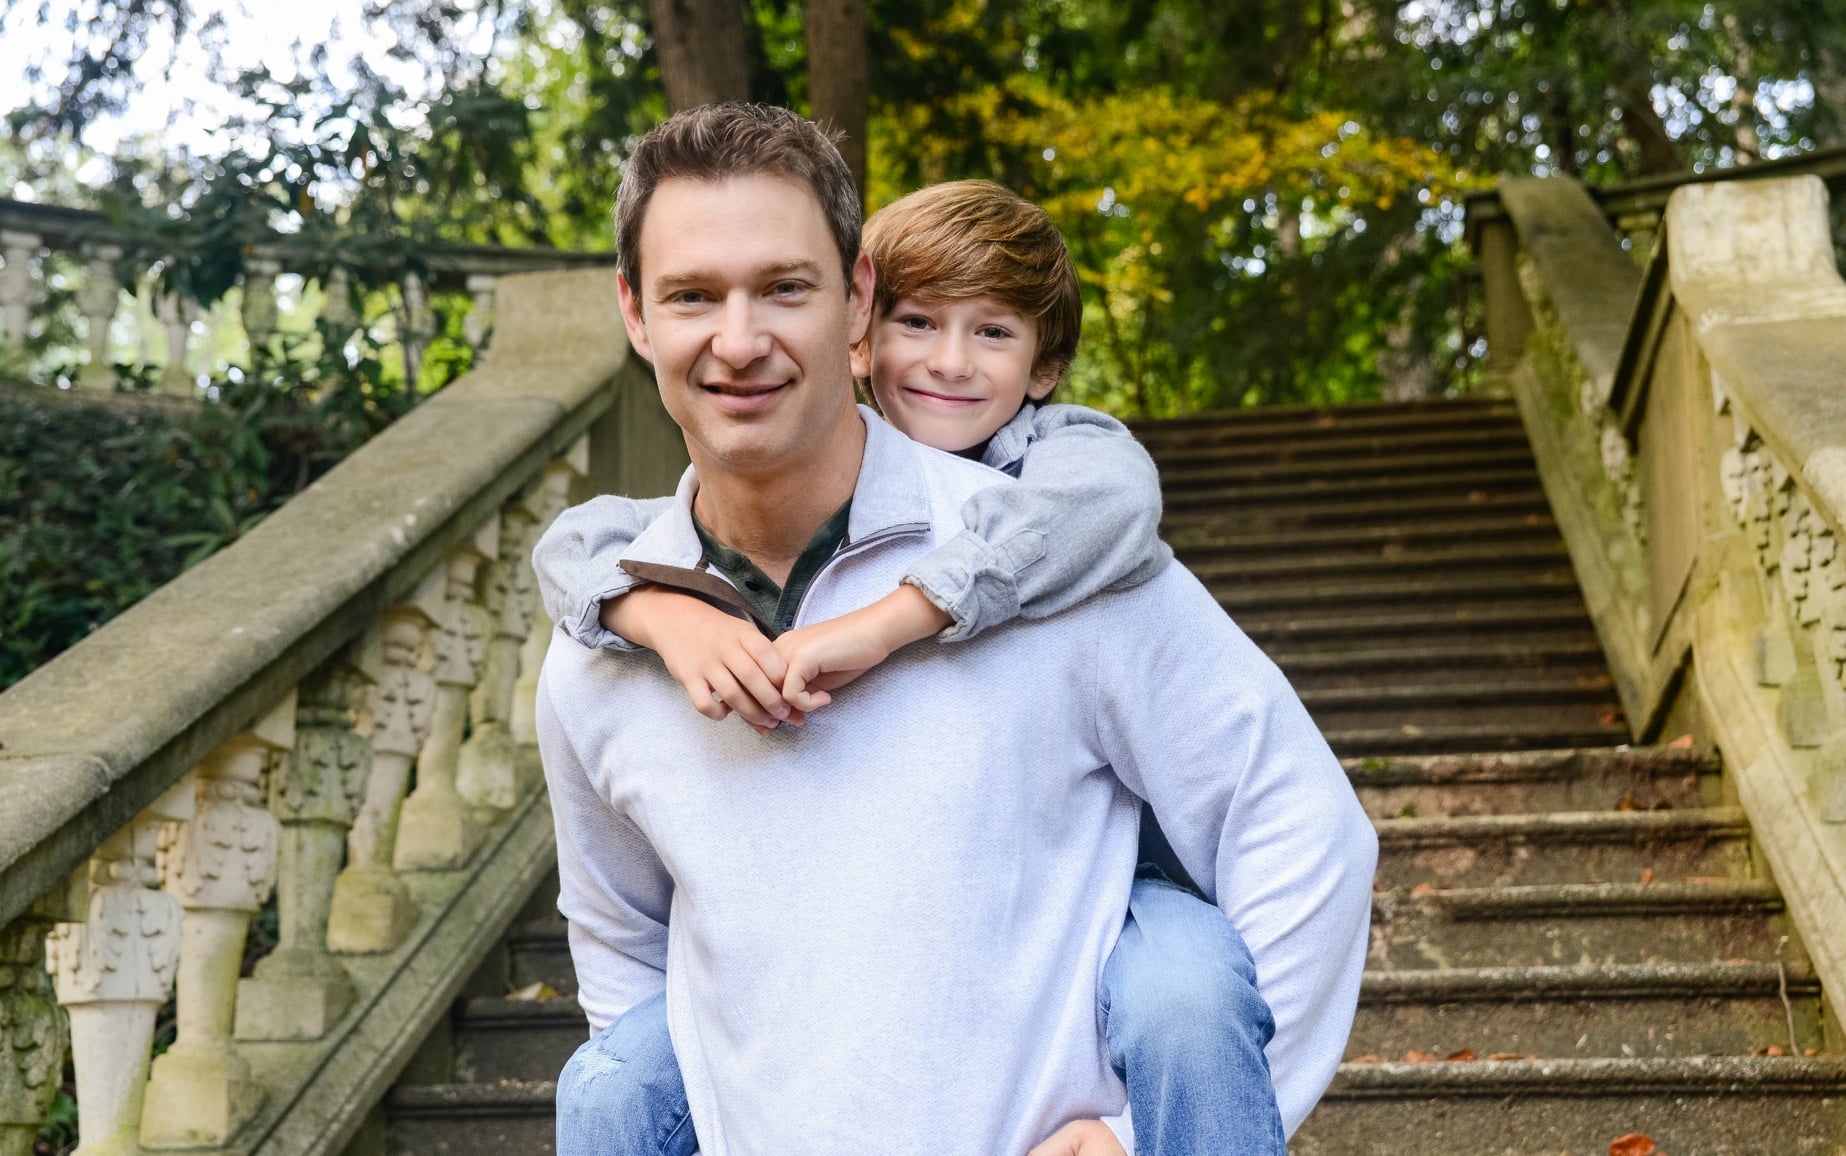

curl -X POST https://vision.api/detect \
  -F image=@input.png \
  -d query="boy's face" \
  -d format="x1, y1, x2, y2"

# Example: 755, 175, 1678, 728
854, 294, 1058, 454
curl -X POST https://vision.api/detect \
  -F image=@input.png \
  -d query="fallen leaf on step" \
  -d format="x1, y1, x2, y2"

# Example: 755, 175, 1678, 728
1400, 724, 1424, 736
1598, 710, 1622, 726
1639, 867, 1654, 885
1349, 1054, 1383, 1064
1609, 1135, 1656, 1156
1446, 1048, 1478, 1061
1756, 1045, 1788, 1057
1403, 1050, 1440, 1063
1683, 876, 1729, 886
507, 981, 560, 1002
1487, 1052, 1522, 1061
1616, 794, 1642, 812
1466, 490, 1489, 504
1411, 883, 1437, 896
1666, 734, 1694, 749
1808, 1048, 1819, 1056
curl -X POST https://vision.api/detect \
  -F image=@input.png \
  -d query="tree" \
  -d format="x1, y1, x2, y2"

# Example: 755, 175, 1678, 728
647, 0, 752, 109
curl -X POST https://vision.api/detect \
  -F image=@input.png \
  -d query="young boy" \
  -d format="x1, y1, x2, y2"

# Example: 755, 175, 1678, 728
535, 180, 1288, 1156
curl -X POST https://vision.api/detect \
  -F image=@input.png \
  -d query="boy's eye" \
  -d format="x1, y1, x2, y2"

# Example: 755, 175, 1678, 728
896, 315, 933, 331
977, 325, 1014, 340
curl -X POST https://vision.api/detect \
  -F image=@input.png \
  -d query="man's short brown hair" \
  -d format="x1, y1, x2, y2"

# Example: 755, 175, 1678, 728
862, 180, 1082, 384
615, 102, 861, 291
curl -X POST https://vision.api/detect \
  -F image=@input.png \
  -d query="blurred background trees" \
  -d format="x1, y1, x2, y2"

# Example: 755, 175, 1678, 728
6, 0, 1841, 413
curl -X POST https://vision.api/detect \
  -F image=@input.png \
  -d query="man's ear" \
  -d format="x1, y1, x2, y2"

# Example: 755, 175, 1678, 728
845, 250, 876, 348
616, 272, 654, 363
849, 335, 873, 379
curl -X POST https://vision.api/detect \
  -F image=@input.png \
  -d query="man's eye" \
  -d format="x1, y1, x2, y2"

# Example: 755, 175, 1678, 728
772, 281, 809, 297
669, 290, 708, 305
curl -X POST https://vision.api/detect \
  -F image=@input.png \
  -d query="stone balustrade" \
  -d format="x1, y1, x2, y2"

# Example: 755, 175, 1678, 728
1472, 160, 1846, 1060
0, 265, 688, 1155
0, 195, 615, 395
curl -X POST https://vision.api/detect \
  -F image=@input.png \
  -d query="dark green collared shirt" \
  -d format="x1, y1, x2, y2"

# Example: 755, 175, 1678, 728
693, 499, 853, 636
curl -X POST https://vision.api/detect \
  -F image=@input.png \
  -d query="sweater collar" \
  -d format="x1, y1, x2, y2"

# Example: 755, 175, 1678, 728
620, 405, 933, 576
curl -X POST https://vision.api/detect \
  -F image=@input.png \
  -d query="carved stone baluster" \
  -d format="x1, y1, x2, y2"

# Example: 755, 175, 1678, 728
47, 776, 192, 1156
240, 256, 282, 365
459, 502, 541, 810
139, 699, 290, 1149
328, 600, 439, 954
512, 444, 590, 745
0, 232, 42, 347
1, 877, 81, 1156
400, 271, 430, 386
396, 526, 496, 871
237, 648, 377, 1039
154, 293, 196, 397
77, 246, 123, 387
463, 273, 495, 354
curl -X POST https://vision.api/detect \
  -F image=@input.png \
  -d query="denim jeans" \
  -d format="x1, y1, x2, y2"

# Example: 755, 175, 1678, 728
554, 878, 1284, 1155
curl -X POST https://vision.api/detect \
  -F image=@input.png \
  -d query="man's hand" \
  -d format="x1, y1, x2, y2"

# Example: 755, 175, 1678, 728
1026, 1120, 1128, 1156
603, 587, 801, 732
773, 584, 952, 712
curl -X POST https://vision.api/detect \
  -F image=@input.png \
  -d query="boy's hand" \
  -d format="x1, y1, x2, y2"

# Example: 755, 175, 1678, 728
774, 584, 952, 712
604, 587, 800, 732
1026, 1120, 1128, 1156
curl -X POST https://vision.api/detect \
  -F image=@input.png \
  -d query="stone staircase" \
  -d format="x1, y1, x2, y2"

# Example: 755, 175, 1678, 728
374, 398, 1846, 1154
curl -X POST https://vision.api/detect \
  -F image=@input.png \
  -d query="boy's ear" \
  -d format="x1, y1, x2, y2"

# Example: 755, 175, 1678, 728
616, 273, 654, 364
1026, 364, 1061, 401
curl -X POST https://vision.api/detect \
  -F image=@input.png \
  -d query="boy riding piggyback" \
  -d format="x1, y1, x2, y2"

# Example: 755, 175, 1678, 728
536, 178, 1304, 1155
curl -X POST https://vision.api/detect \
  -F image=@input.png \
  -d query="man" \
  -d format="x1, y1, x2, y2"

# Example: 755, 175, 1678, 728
535, 102, 1377, 1155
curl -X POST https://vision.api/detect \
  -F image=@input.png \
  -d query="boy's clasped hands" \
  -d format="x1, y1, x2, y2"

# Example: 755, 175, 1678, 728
602, 582, 954, 734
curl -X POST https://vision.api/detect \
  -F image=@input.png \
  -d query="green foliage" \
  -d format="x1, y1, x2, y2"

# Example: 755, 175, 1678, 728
0, 335, 419, 692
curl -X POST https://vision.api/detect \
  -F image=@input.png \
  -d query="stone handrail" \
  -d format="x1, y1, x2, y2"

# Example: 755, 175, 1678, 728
0, 266, 686, 1155
1471, 165, 1846, 1039
0, 195, 615, 393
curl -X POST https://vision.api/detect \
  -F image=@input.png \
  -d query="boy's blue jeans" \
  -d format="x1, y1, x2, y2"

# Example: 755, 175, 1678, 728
555, 877, 1286, 1155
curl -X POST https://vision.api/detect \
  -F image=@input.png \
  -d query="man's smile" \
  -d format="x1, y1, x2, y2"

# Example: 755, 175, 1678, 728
702, 380, 790, 412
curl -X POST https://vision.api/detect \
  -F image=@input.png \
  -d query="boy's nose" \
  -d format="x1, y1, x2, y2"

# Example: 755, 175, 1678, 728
928, 332, 973, 380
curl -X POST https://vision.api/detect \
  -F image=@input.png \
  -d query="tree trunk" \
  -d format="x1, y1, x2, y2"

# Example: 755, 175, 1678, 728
803, 0, 868, 197
647, 0, 751, 112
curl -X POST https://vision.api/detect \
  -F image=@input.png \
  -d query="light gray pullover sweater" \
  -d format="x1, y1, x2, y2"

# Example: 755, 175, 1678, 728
536, 410, 1376, 1154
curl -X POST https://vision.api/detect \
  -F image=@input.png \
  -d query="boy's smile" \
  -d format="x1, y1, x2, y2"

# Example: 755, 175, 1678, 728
857, 294, 1058, 453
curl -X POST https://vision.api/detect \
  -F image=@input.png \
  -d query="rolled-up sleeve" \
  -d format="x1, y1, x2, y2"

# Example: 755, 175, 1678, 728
906, 406, 1170, 641
531, 495, 675, 651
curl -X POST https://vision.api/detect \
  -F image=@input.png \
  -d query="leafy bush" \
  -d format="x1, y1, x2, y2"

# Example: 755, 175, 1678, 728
0, 331, 445, 691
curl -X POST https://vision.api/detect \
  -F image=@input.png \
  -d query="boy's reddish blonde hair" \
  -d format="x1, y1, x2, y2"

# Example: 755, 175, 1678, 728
862, 180, 1082, 384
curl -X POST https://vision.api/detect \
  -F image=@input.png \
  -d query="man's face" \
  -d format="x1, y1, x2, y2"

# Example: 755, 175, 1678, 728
855, 294, 1057, 453
618, 174, 873, 478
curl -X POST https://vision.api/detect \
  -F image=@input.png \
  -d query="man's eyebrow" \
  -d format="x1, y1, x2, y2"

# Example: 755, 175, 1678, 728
651, 260, 827, 293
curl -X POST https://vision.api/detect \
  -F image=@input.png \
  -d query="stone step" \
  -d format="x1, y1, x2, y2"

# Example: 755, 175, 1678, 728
1373, 808, 1751, 889
1368, 881, 1792, 971
1350, 962, 1825, 1061
1146, 426, 1533, 470
1170, 512, 1558, 557
1182, 540, 1572, 584
453, 996, 587, 1084
1293, 1057, 1846, 1154
1161, 466, 1541, 512
387, 1080, 557, 1155
1236, 603, 1595, 646
1210, 573, 1585, 616
1159, 446, 1543, 490
1345, 748, 1721, 820
507, 925, 575, 993
1168, 489, 1553, 532
1272, 642, 1612, 691
1322, 722, 1629, 757
1130, 399, 1519, 445
1130, 396, 1513, 434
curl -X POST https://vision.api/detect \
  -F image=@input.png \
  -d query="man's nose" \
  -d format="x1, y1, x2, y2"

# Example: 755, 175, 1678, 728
927, 330, 973, 380
710, 293, 772, 369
